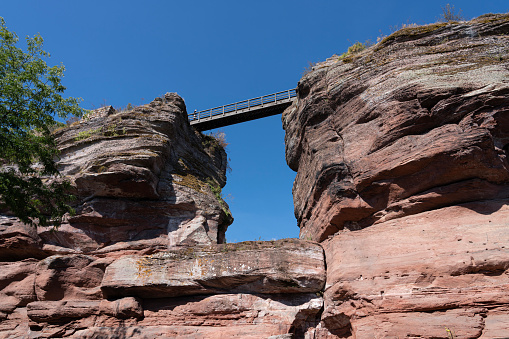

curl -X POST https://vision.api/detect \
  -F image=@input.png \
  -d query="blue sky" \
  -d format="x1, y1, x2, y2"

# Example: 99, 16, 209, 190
2, 1, 508, 242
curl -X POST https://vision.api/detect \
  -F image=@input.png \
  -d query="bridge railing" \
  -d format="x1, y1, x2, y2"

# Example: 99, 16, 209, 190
189, 88, 297, 121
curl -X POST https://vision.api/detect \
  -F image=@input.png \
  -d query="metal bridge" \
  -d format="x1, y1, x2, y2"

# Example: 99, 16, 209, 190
189, 88, 297, 131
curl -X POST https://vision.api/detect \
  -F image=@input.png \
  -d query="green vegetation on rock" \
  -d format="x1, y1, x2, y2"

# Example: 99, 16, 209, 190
338, 42, 368, 62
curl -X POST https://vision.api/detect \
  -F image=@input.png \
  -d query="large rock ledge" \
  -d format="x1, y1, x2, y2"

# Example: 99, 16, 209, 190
27, 297, 143, 322
0, 239, 326, 338
101, 239, 326, 298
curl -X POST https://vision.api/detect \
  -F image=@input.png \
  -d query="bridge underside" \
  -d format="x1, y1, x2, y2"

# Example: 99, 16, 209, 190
190, 99, 294, 131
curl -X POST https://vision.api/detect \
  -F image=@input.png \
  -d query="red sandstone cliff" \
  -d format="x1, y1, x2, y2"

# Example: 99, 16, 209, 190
283, 13, 509, 338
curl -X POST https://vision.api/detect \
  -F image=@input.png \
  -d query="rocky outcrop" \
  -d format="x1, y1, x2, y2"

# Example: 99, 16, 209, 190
0, 93, 326, 338
73, 293, 323, 339
284, 14, 509, 338
320, 203, 509, 338
46, 93, 232, 253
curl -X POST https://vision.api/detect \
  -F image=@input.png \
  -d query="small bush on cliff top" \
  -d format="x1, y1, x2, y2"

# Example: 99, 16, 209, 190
201, 131, 228, 150
439, 4, 464, 22
208, 131, 228, 148
343, 42, 367, 55
302, 61, 317, 76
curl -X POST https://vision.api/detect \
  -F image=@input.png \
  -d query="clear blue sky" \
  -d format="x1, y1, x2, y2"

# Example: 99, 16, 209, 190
2, 1, 508, 242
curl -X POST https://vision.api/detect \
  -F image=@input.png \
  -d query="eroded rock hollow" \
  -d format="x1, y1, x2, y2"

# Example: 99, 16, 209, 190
283, 13, 509, 338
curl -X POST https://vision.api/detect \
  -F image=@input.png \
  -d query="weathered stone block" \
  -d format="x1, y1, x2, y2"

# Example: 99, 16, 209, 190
101, 239, 325, 298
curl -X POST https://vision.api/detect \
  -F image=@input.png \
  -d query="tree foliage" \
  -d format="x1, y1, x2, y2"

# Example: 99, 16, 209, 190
0, 17, 85, 226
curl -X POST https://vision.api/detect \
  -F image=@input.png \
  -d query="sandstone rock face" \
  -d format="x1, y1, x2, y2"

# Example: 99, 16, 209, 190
283, 14, 509, 338
0, 93, 326, 338
34, 254, 105, 301
320, 203, 509, 338
73, 293, 322, 339
3, 14, 509, 339
0, 216, 45, 260
285, 14, 509, 241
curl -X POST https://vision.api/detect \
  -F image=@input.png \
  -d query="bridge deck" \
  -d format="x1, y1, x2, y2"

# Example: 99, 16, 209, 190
189, 88, 296, 131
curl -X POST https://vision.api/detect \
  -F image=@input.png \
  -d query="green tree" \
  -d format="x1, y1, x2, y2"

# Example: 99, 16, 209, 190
0, 17, 85, 226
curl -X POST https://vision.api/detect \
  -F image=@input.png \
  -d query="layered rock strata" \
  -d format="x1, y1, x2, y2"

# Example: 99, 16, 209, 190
102, 239, 325, 298
0, 94, 327, 338
284, 14, 509, 338
0, 240, 325, 338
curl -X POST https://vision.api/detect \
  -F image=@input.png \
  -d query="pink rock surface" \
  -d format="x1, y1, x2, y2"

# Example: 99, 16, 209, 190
284, 15, 509, 243
0, 92, 326, 338
4, 14, 509, 339
0, 216, 45, 260
73, 293, 322, 339
34, 254, 105, 301
27, 297, 142, 322
320, 202, 509, 337
0, 260, 37, 319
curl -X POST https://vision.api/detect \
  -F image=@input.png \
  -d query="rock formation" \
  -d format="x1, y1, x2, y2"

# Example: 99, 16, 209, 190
50, 93, 232, 250
283, 13, 509, 338
0, 94, 326, 338
2, 13, 509, 339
